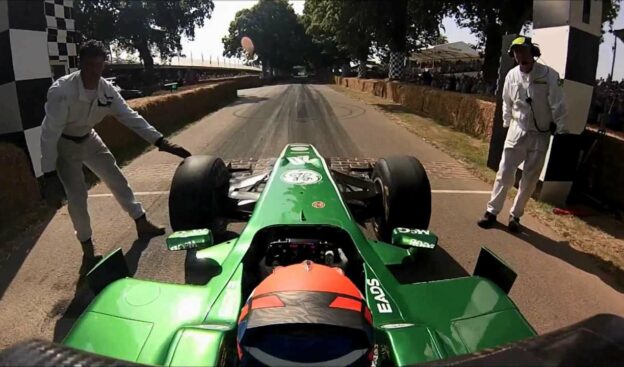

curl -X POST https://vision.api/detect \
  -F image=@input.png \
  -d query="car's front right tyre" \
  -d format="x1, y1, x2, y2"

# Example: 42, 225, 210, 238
372, 156, 432, 242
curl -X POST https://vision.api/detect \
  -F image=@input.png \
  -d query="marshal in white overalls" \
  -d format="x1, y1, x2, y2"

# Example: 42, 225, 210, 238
40, 71, 163, 242
487, 63, 568, 219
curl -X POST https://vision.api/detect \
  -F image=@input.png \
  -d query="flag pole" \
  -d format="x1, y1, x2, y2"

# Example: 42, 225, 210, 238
610, 27, 616, 81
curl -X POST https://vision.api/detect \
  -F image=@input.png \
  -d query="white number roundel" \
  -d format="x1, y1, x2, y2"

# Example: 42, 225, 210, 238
281, 169, 322, 185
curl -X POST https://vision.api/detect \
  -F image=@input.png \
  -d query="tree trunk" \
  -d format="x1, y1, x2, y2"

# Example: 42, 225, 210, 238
135, 41, 155, 86
481, 9, 503, 85
481, 5, 531, 85
358, 59, 367, 78
341, 59, 351, 77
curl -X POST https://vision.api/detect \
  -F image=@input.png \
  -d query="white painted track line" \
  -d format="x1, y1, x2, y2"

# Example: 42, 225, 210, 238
88, 191, 169, 198
431, 189, 491, 194
88, 189, 491, 198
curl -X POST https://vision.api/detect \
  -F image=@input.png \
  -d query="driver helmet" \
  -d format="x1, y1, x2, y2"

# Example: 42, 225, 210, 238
237, 261, 374, 366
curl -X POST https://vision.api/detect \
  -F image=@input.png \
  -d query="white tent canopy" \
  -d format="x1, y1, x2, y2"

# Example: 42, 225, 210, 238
409, 41, 481, 63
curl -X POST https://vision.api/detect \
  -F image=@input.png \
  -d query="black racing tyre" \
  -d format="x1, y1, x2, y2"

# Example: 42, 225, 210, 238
169, 155, 230, 231
0, 339, 140, 366
372, 156, 432, 242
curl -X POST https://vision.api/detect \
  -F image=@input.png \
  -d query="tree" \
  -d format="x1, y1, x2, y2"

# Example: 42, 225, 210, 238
301, 4, 346, 73
302, 0, 376, 77
223, 0, 307, 77
451, 0, 531, 84
369, 0, 448, 79
303, 0, 447, 79
603, 0, 622, 29
433, 34, 449, 45
74, 0, 213, 75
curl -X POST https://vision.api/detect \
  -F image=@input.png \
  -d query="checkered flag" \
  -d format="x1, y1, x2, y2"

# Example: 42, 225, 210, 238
389, 52, 405, 80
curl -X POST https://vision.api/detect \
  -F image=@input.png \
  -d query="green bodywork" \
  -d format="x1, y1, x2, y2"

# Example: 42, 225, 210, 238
63, 144, 535, 366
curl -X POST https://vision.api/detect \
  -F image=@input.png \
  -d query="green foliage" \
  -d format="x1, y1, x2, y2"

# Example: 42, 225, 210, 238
603, 0, 622, 26
302, 0, 447, 74
372, 0, 448, 53
314, 0, 376, 61
301, 4, 345, 69
452, 0, 531, 43
74, 0, 214, 70
222, 0, 308, 73
301, 0, 349, 70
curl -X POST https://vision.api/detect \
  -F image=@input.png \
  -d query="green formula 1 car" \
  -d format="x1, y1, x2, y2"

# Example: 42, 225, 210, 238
2, 144, 622, 366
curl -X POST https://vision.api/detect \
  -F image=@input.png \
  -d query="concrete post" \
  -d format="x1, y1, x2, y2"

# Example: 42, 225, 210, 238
487, 34, 519, 172
530, 0, 602, 205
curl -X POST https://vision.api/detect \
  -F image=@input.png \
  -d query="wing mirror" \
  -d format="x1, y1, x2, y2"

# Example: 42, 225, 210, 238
166, 229, 213, 251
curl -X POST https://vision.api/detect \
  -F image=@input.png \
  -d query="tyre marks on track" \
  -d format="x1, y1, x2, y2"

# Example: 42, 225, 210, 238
214, 84, 362, 159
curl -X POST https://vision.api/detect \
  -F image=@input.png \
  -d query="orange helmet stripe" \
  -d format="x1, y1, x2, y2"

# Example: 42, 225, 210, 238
251, 295, 285, 309
329, 296, 362, 312
239, 304, 249, 322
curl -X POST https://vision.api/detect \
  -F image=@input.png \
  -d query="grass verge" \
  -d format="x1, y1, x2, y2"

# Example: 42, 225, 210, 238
332, 84, 624, 279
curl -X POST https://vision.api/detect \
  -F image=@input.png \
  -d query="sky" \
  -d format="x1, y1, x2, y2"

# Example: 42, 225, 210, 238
181, 0, 623, 80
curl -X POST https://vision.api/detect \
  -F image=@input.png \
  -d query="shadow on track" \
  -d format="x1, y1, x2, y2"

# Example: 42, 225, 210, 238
0, 205, 56, 299
53, 237, 156, 342
229, 96, 269, 106
488, 222, 624, 294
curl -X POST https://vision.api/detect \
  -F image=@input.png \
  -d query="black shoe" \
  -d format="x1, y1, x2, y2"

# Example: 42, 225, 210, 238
135, 214, 166, 238
79, 255, 103, 276
477, 211, 497, 228
508, 216, 521, 233
80, 238, 95, 258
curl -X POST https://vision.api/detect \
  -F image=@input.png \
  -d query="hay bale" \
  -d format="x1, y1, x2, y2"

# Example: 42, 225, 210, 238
474, 99, 495, 139
373, 80, 386, 98
452, 96, 496, 140
356, 78, 366, 92
361, 79, 375, 94
401, 85, 427, 114
420, 89, 443, 124
0, 143, 40, 226
96, 81, 239, 160
338, 78, 496, 139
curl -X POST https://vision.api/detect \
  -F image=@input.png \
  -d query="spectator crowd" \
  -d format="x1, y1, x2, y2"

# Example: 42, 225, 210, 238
403, 59, 497, 96
407, 71, 497, 96
588, 79, 624, 131
406, 63, 624, 131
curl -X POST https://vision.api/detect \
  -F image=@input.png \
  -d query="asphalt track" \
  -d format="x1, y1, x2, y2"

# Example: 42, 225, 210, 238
0, 83, 622, 349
